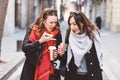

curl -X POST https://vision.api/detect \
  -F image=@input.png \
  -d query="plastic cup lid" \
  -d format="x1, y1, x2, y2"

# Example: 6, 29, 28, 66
48, 46, 56, 50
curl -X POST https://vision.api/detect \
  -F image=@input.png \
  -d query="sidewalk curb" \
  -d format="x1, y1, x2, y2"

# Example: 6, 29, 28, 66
0, 53, 25, 80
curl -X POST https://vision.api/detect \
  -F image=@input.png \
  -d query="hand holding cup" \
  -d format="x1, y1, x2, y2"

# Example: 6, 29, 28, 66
48, 46, 57, 61
57, 43, 66, 56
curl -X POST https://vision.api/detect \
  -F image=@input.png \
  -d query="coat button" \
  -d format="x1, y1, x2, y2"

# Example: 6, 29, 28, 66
90, 62, 93, 65
87, 51, 90, 53
91, 73, 94, 76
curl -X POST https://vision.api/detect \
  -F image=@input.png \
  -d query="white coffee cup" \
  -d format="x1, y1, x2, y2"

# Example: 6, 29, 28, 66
48, 46, 56, 61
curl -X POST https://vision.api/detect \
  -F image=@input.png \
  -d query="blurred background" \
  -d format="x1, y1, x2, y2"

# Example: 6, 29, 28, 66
0, 0, 120, 80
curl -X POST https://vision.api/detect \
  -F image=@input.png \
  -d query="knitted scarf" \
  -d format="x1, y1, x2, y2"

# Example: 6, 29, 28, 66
67, 30, 103, 69
29, 25, 59, 80
67, 31, 93, 68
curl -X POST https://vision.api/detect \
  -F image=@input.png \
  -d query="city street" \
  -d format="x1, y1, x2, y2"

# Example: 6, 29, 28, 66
1, 25, 120, 80
7, 28, 116, 80
1, 0, 120, 80
4, 29, 114, 80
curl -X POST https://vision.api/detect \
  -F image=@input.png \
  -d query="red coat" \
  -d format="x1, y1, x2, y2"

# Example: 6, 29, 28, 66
20, 28, 62, 80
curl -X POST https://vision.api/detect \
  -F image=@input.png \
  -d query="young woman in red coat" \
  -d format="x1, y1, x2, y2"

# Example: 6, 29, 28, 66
20, 8, 63, 80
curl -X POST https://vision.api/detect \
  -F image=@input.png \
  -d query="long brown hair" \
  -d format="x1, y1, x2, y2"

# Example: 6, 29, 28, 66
30, 8, 60, 33
65, 11, 98, 43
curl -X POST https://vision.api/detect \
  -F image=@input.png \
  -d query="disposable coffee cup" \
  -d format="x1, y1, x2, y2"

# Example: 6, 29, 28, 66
58, 43, 66, 56
48, 46, 56, 61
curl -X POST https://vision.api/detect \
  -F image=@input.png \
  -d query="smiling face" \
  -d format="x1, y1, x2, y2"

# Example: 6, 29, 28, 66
69, 17, 83, 34
44, 15, 58, 31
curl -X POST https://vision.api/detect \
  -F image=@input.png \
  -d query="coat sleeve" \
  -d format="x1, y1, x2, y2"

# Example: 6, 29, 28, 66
56, 32, 62, 48
22, 28, 43, 55
54, 32, 62, 60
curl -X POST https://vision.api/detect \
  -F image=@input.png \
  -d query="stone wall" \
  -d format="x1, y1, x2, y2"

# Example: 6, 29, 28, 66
111, 0, 120, 32
3, 0, 15, 36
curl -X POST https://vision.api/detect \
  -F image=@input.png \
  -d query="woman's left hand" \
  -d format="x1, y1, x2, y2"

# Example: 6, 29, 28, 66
57, 43, 67, 56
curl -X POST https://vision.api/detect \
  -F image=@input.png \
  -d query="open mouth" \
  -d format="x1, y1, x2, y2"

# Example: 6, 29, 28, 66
72, 29, 76, 32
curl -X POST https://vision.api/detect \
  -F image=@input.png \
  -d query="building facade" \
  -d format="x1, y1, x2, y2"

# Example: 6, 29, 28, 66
3, 0, 57, 36
3, 0, 120, 36
83, 0, 120, 32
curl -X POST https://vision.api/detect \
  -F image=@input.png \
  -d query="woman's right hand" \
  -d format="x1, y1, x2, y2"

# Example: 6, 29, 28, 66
39, 32, 56, 43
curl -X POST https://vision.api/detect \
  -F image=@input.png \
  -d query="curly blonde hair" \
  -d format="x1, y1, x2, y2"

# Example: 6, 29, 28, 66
30, 8, 60, 33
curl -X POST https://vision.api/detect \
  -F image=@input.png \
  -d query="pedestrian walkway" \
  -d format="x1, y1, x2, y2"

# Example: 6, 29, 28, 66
100, 28, 120, 80
0, 28, 25, 80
